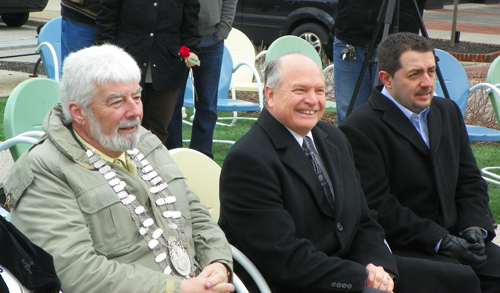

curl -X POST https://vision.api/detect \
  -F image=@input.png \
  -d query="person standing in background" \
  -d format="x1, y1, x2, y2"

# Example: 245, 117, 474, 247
60, 0, 100, 61
333, 0, 427, 125
95, 0, 201, 146
167, 0, 237, 159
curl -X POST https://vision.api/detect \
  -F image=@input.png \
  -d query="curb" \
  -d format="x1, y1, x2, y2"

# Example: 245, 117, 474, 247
432, 38, 500, 63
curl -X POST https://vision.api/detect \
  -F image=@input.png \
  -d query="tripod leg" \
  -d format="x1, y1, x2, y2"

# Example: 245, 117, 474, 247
345, 0, 397, 118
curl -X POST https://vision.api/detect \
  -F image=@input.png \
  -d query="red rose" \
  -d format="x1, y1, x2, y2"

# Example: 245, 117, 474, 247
179, 46, 190, 58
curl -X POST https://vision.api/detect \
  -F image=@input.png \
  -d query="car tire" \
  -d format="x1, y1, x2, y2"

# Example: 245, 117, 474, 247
291, 23, 332, 61
1, 12, 30, 27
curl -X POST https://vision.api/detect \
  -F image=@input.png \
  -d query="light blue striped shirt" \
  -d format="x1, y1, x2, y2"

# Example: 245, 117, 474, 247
381, 87, 430, 148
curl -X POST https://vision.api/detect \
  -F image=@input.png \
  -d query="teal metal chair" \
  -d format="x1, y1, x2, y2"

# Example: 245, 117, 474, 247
2, 78, 60, 161
263, 35, 336, 113
434, 49, 500, 142
183, 45, 263, 128
35, 17, 62, 81
480, 56, 500, 185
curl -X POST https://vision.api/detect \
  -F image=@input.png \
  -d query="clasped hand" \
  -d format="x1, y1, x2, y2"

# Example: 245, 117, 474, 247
365, 263, 394, 293
180, 262, 234, 293
438, 227, 487, 269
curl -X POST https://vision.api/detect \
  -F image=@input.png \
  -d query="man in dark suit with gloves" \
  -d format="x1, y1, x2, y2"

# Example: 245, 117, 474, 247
218, 51, 481, 293
340, 32, 500, 293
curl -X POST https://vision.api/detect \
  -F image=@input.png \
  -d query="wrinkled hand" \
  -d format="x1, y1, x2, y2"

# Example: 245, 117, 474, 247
462, 227, 486, 256
438, 234, 487, 269
365, 263, 394, 293
180, 263, 234, 293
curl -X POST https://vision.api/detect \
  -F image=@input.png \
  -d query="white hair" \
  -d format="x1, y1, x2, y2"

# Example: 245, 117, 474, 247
59, 44, 141, 124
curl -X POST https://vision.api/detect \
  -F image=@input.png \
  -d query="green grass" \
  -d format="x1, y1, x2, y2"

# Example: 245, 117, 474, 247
471, 144, 500, 222
179, 108, 256, 166
0, 97, 7, 141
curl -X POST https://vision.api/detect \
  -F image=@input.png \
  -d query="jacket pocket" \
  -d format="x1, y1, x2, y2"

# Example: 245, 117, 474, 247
77, 183, 140, 257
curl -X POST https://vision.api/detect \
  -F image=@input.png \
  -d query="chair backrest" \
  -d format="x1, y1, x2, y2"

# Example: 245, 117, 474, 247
264, 35, 322, 69
169, 148, 221, 220
4, 78, 60, 160
168, 147, 271, 293
486, 56, 500, 126
434, 49, 469, 115
218, 46, 234, 101
225, 28, 256, 85
37, 17, 62, 81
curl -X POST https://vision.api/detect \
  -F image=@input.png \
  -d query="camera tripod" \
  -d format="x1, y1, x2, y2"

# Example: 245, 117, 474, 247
345, 0, 451, 118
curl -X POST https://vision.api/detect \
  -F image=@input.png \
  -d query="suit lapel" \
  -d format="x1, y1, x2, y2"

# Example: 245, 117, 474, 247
370, 88, 430, 156
427, 103, 442, 153
257, 109, 336, 219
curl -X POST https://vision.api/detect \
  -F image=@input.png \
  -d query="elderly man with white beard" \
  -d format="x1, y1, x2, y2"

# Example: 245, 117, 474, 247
0, 44, 234, 293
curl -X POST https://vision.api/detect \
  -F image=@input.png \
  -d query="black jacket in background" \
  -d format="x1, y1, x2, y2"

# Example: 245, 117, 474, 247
334, 0, 427, 46
95, 0, 201, 90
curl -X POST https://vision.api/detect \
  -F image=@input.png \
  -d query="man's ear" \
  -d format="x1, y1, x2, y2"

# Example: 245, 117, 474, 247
265, 86, 274, 109
69, 102, 87, 125
379, 71, 393, 89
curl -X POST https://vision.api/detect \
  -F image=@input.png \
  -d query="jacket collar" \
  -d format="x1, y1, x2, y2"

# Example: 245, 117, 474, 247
369, 86, 441, 155
43, 104, 159, 167
256, 108, 341, 218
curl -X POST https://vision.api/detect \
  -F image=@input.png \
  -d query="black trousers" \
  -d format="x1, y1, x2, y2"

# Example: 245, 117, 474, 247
394, 242, 500, 293
394, 255, 481, 293
141, 83, 178, 145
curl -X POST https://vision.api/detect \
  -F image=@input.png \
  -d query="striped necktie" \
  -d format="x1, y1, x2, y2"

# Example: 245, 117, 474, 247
302, 136, 335, 208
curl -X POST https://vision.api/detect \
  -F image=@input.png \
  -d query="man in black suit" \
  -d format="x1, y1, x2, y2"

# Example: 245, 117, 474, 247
340, 32, 500, 292
218, 52, 481, 293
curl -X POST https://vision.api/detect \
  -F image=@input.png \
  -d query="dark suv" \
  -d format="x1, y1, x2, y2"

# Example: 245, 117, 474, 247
0, 0, 48, 27
233, 0, 338, 60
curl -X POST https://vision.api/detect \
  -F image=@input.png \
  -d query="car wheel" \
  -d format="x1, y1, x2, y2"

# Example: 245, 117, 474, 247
1, 12, 30, 27
291, 23, 331, 60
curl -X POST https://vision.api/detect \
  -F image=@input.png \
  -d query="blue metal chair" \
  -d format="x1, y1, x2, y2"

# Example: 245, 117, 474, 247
183, 45, 263, 127
35, 17, 62, 81
434, 49, 500, 142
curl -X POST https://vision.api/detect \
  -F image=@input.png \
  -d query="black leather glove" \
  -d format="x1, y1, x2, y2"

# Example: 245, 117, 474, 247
438, 234, 487, 269
462, 227, 486, 256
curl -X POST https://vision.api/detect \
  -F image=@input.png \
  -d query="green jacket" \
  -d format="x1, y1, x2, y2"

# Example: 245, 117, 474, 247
1, 104, 232, 293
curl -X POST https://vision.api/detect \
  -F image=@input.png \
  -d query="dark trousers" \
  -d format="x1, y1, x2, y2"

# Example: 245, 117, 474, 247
394, 242, 500, 293
141, 83, 178, 145
166, 40, 224, 159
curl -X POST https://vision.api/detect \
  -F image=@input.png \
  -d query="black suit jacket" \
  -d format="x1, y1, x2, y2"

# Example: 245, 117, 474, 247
219, 108, 398, 293
340, 86, 495, 255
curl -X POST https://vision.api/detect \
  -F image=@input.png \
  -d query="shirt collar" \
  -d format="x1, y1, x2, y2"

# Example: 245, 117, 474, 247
286, 127, 317, 151
381, 86, 430, 120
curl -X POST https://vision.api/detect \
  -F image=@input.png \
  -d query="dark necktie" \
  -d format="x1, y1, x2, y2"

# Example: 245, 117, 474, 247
302, 136, 335, 208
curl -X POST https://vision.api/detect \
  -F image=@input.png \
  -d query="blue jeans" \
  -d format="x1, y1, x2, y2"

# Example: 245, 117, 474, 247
333, 38, 379, 125
166, 40, 224, 159
61, 17, 98, 62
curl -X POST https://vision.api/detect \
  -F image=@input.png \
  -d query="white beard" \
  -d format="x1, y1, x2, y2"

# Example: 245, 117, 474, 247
87, 111, 140, 152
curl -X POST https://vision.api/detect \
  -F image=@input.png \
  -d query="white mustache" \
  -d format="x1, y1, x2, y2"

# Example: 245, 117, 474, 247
117, 117, 140, 129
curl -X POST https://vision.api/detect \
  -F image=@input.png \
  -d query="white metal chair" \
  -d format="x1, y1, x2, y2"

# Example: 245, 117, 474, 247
169, 148, 271, 293
225, 28, 263, 100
